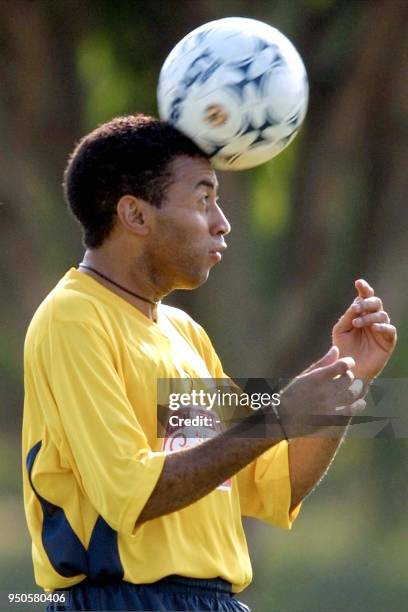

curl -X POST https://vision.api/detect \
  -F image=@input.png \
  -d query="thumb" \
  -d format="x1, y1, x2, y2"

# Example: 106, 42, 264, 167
302, 346, 339, 375
320, 345, 340, 366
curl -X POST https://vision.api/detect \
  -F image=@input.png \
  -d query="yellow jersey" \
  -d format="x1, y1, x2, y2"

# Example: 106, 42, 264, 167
22, 268, 300, 593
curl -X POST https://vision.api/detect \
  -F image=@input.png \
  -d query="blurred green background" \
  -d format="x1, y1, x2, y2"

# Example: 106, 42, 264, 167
0, 0, 407, 610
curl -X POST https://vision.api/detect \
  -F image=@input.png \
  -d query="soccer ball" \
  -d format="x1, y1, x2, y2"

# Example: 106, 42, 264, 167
157, 17, 309, 171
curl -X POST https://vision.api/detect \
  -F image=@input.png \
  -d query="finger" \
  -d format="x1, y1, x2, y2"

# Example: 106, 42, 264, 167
314, 357, 355, 380
302, 346, 339, 374
334, 294, 381, 333
372, 323, 397, 343
334, 280, 376, 334
353, 311, 390, 328
332, 374, 364, 402
335, 385, 365, 408
331, 369, 355, 394
355, 279, 374, 299
351, 296, 383, 314
336, 398, 366, 416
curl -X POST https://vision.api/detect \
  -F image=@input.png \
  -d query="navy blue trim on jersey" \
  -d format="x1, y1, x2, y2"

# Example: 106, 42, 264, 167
88, 515, 124, 583
26, 441, 88, 577
26, 441, 124, 582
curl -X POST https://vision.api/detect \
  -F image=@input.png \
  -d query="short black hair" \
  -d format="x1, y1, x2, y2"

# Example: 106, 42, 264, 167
63, 114, 208, 248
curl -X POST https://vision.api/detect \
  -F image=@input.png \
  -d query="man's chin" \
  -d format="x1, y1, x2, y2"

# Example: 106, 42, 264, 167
175, 269, 210, 290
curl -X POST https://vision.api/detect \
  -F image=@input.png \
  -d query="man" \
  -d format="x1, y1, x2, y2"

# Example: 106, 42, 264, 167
23, 115, 397, 611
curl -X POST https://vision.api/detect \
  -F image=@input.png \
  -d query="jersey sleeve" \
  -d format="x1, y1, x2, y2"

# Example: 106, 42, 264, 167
236, 442, 301, 529
194, 323, 301, 529
34, 319, 166, 536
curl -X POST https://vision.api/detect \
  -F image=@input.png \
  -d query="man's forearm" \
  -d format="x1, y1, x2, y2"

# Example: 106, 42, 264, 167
137, 371, 367, 526
285, 380, 370, 511
288, 420, 352, 511
136, 422, 282, 526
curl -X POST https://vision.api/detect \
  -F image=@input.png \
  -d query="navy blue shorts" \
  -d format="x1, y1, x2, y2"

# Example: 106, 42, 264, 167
46, 575, 251, 611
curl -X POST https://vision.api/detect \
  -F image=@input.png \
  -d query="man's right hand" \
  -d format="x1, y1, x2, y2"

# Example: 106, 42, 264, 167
279, 345, 366, 438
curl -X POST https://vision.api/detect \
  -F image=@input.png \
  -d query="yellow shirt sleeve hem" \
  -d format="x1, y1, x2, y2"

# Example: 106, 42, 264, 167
251, 440, 302, 529
119, 451, 167, 536
271, 440, 302, 529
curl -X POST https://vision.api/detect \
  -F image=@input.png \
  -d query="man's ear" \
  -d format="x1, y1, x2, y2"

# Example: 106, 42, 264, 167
116, 195, 151, 236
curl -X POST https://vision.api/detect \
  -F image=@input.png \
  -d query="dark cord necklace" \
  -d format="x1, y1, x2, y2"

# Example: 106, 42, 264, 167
78, 263, 159, 305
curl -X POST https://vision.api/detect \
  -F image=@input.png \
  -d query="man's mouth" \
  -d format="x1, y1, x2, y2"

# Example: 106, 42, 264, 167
209, 251, 222, 262
209, 244, 227, 262
209, 244, 227, 254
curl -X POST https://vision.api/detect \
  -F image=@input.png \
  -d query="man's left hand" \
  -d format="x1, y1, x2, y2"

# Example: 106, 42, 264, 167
332, 279, 397, 380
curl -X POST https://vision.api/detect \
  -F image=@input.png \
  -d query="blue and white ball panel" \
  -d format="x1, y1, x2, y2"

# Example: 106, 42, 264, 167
158, 17, 309, 171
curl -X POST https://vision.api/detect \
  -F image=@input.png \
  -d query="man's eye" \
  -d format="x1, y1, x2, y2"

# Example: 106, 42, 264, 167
199, 193, 219, 207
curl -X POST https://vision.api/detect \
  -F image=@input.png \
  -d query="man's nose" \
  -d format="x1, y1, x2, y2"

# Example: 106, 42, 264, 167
211, 203, 231, 236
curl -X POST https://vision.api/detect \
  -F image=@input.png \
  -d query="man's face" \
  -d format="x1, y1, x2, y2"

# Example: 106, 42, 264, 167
144, 155, 231, 291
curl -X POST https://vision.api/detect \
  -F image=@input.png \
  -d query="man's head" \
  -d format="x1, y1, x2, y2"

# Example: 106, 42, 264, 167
64, 114, 209, 248
64, 115, 230, 292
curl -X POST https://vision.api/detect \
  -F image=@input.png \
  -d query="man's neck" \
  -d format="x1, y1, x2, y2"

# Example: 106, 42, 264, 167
79, 249, 161, 322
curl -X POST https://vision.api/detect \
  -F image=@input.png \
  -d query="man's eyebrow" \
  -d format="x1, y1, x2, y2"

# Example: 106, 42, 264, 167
194, 179, 219, 192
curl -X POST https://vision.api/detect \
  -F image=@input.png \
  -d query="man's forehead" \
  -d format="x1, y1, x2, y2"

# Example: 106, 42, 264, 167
169, 155, 218, 190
